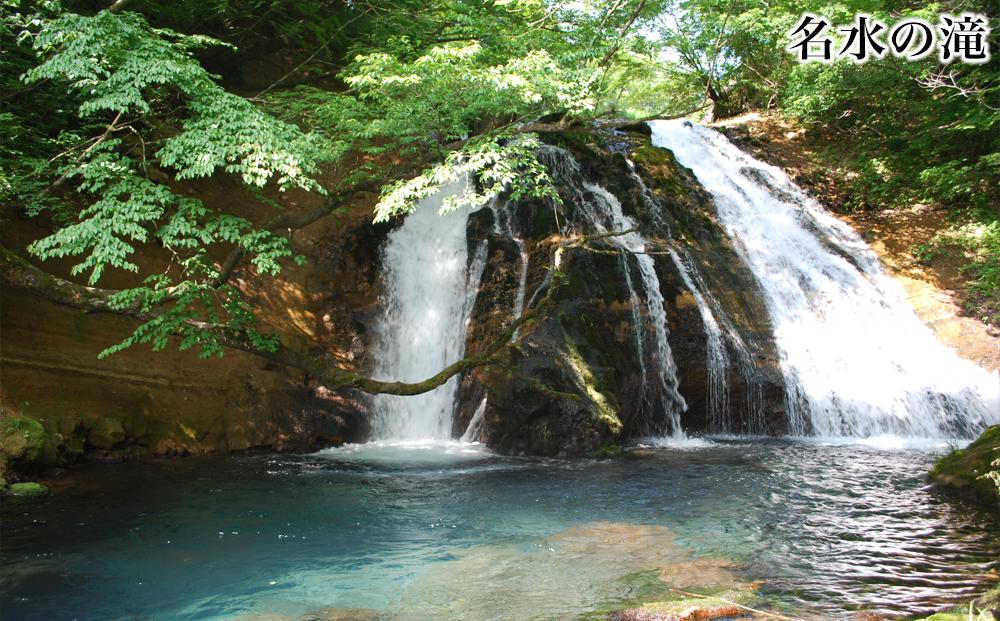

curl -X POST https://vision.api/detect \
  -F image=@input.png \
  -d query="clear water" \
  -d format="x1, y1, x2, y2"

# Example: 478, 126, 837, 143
3, 440, 998, 620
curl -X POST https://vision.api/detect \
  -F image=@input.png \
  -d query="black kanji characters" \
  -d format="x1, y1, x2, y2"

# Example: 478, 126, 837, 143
786, 12, 991, 65
938, 13, 991, 64
787, 13, 833, 62
839, 14, 888, 63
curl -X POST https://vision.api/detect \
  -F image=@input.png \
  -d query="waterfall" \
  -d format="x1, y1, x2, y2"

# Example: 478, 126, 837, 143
371, 178, 485, 441
537, 146, 688, 436
666, 247, 731, 430
627, 155, 770, 434
490, 203, 529, 339
665, 246, 768, 434
624, 156, 765, 433
650, 120, 999, 439
460, 397, 488, 443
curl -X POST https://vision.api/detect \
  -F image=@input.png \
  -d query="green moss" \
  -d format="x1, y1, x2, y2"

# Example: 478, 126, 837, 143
631, 145, 685, 197
8, 481, 48, 497
911, 585, 1000, 621
619, 568, 675, 600
929, 425, 1000, 508
594, 443, 623, 458
539, 129, 594, 155
979, 585, 1000, 610
915, 613, 967, 621
0, 414, 46, 464
632, 144, 679, 168
559, 320, 622, 435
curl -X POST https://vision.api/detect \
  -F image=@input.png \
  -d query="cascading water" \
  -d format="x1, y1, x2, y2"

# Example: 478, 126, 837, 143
460, 397, 488, 443
490, 202, 529, 338
626, 158, 766, 433
370, 178, 486, 441
537, 146, 688, 436
650, 119, 1000, 439
666, 247, 731, 429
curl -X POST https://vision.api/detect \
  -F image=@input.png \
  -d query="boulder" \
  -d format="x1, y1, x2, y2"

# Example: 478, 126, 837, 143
458, 128, 787, 455
0, 414, 45, 468
87, 417, 126, 449
929, 424, 1000, 509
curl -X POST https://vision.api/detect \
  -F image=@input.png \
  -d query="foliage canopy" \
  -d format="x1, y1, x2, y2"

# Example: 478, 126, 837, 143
1, 0, 997, 367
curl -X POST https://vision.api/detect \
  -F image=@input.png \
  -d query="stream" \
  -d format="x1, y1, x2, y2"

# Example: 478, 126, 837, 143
2, 439, 998, 620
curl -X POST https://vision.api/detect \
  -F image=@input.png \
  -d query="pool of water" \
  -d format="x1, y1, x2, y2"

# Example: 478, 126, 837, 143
2, 438, 998, 620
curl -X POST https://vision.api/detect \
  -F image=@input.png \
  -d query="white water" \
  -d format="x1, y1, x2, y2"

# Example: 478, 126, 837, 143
317, 439, 491, 464
491, 203, 529, 339
666, 247, 731, 429
626, 158, 766, 433
460, 397, 488, 443
371, 178, 486, 441
650, 120, 999, 439
536, 145, 688, 435
619, 254, 649, 409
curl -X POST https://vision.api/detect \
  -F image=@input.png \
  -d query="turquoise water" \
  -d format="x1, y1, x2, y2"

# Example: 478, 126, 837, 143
2, 438, 998, 620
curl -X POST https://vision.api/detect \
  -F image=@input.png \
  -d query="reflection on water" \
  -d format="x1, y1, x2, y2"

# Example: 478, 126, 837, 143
1, 439, 997, 620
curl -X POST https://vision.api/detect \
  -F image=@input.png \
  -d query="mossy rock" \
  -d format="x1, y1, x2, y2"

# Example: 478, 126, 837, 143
539, 128, 595, 154
929, 425, 1000, 508
595, 443, 624, 458
631, 146, 686, 197
604, 587, 763, 621
1, 414, 46, 464
88, 416, 126, 449
7, 481, 48, 497
912, 585, 1000, 620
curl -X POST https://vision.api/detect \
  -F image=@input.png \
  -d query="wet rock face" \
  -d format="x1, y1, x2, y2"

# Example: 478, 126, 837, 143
0, 185, 384, 473
460, 129, 787, 455
472, 246, 644, 456
2, 125, 789, 467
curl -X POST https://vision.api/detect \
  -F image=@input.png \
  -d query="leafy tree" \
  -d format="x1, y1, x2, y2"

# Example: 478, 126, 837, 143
649, 0, 999, 321
5, 0, 993, 393
0, 0, 673, 392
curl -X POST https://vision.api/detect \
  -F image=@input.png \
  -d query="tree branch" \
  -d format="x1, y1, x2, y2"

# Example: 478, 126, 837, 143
106, 0, 132, 13
0, 235, 565, 396
208, 181, 379, 290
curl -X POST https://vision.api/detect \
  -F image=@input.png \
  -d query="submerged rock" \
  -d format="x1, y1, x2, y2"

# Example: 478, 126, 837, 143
910, 584, 1000, 620
392, 520, 740, 619
300, 608, 384, 621
606, 586, 765, 621
929, 425, 1000, 509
